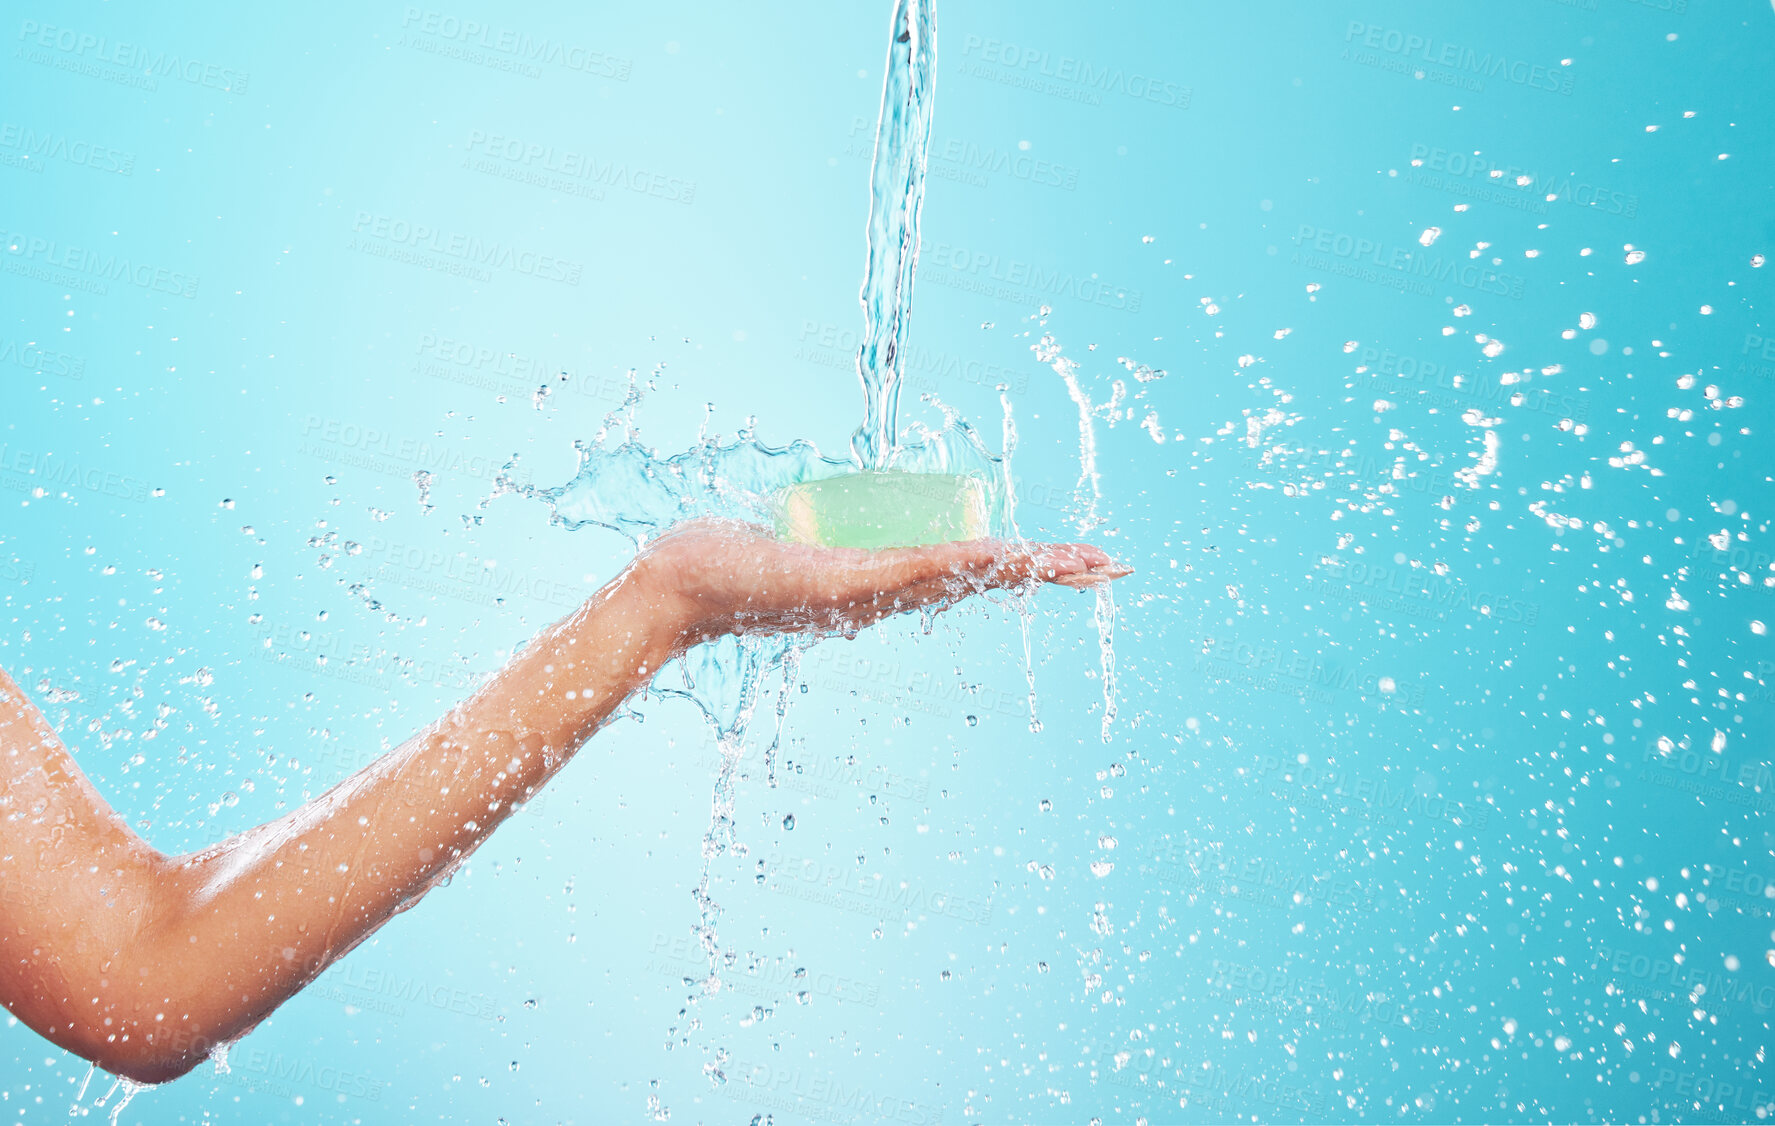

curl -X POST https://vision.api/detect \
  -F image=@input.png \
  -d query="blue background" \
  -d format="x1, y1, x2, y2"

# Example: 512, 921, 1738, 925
4, 1, 1774, 1122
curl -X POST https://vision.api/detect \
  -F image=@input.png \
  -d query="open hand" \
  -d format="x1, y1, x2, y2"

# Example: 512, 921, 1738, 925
632, 518, 1131, 649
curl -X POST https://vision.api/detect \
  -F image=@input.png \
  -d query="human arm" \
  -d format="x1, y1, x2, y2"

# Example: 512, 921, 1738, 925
0, 520, 1127, 1083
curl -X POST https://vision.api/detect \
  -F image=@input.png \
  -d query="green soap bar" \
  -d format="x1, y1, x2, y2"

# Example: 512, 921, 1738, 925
774, 471, 990, 550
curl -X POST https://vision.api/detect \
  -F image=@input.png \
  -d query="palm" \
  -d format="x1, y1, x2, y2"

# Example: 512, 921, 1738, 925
636, 519, 1123, 644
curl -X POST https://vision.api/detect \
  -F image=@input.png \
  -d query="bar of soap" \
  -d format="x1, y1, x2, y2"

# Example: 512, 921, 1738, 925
773, 471, 990, 550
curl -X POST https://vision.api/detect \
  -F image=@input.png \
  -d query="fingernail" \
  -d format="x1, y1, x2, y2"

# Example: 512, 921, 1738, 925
1051, 562, 1132, 589
1050, 571, 1103, 589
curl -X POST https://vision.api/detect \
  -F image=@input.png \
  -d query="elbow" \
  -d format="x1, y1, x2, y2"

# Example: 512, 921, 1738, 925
55, 1020, 216, 1086
8, 966, 220, 1086
112, 1041, 213, 1087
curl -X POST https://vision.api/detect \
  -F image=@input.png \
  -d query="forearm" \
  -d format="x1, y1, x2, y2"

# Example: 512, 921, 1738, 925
129, 569, 683, 1077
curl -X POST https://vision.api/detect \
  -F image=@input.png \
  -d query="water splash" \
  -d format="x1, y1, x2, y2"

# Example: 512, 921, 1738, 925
851, 0, 939, 469
86, 1076, 141, 1126
412, 469, 435, 516
999, 387, 1022, 543
1033, 332, 1105, 532
529, 408, 1009, 553
1094, 584, 1118, 743
67, 1064, 95, 1117
1018, 603, 1042, 734
532, 407, 1012, 1064
105, 1082, 139, 1126
499, 0, 1122, 1099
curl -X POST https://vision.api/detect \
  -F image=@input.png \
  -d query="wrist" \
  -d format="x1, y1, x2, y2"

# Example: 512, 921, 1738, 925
604, 554, 704, 668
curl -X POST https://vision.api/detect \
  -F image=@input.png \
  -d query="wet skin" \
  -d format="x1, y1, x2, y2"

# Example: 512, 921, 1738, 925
0, 519, 1128, 1083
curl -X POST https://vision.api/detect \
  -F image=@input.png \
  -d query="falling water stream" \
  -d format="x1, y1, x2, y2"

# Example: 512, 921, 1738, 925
851, 0, 938, 468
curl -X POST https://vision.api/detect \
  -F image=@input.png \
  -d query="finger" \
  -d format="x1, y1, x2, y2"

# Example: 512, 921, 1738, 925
818, 540, 1127, 610
942, 540, 1126, 591
1050, 560, 1136, 590
842, 549, 1126, 629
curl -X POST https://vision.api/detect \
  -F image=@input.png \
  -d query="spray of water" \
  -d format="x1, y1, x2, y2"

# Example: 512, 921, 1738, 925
497, 0, 1127, 1106
851, 0, 939, 469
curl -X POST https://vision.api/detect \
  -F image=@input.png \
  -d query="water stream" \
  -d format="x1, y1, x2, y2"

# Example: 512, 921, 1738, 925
851, 0, 938, 469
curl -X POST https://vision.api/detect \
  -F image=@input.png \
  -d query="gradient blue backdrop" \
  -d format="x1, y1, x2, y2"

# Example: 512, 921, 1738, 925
4, 1, 1774, 1122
